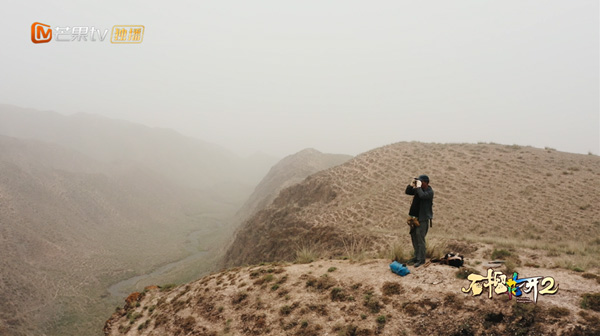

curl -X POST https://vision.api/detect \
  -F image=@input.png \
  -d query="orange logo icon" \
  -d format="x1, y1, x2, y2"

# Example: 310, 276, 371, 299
31, 22, 52, 43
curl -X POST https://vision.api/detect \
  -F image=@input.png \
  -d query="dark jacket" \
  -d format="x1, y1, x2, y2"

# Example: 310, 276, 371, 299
405, 185, 434, 221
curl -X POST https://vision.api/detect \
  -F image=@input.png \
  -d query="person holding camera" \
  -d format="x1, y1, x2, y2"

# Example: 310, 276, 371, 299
405, 174, 434, 267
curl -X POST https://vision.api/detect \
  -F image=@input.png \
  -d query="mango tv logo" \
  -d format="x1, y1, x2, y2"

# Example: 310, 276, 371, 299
31, 22, 52, 44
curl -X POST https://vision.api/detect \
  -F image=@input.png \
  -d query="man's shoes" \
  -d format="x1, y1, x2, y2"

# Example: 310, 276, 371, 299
407, 258, 417, 266
414, 261, 424, 267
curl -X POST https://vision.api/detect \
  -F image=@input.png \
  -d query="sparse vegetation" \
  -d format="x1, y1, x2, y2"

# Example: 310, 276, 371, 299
547, 306, 570, 318
581, 293, 600, 311
381, 281, 404, 296
295, 245, 319, 264
330, 287, 347, 302
363, 291, 382, 314
455, 267, 479, 280
231, 291, 248, 305
491, 249, 513, 260
160, 284, 177, 292
102, 142, 600, 336
305, 274, 335, 291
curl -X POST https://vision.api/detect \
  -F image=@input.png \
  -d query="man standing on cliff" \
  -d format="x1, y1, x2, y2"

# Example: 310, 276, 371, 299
405, 174, 434, 267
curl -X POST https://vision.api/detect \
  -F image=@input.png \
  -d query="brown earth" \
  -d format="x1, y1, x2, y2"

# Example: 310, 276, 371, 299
224, 142, 600, 269
104, 142, 600, 336
104, 246, 600, 335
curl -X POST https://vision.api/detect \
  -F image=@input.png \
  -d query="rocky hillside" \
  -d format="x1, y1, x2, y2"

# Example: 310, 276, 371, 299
104, 247, 600, 335
224, 142, 600, 267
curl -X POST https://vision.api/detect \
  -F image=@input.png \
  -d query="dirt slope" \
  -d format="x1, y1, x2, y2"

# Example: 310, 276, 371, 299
224, 142, 600, 267
104, 247, 600, 335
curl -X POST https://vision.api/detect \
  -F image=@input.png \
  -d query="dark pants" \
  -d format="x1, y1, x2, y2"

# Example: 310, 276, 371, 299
410, 219, 429, 263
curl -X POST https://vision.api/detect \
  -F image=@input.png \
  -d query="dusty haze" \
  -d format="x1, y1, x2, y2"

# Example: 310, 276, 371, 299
1, 1, 598, 156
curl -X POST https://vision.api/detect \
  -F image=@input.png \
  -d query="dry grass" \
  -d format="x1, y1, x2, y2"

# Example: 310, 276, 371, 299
106, 258, 600, 336
225, 142, 600, 275
295, 245, 319, 264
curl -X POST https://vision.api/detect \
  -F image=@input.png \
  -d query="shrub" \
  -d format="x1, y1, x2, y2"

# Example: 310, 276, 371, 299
280, 304, 295, 316
328, 267, 337, 272
159, 283, 177, 292
581, 293, 600, 311
296, 246, 319, 264
364, 291, 382, 314
547, 306, 570, 318
231, 291, 248, 305
381, 282, 404, 296
385, 242, 407, 263
137, 319, 150, 330
178, 316, 196, 332
426, 240, 446, 259
330, 287, 346, 302
376, 315, 387, 325
491, 249, 512, 260
305, 274, 335, 291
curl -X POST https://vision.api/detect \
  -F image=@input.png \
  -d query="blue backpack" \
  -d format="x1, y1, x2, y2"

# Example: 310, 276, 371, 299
389, 261, 410, 276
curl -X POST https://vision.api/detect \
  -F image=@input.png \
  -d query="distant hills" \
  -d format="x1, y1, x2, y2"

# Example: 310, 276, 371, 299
0, 104, 277, 191
0, 104, 280, 335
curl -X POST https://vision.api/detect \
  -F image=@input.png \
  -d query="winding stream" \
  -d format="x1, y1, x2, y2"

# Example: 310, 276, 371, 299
107, 226, 215, 298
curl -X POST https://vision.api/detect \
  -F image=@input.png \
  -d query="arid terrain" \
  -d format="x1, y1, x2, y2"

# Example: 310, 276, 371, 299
225, 142, 599, 268
104, 247, 600, 336
0, 105, 280, 336
104, 142, 600, 335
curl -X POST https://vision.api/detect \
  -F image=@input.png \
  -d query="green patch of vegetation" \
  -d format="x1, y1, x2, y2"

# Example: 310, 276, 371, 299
271, 284, 279, 291
137, 319, 150, 331
581, 293, 600, 311
159, 283, 177, 292
376, 315, 387, 325
254, 274, 274, 285
547, 306, 570, 318
127, 311, 142, 325
330, 287, 347, 302
363, 291, 382, 314
491, 249, 513, 260
327, 267, 337, 272
279, 305, 293, 316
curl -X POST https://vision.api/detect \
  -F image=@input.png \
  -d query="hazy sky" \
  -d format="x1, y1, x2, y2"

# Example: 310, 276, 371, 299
1, 1, 598, 156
